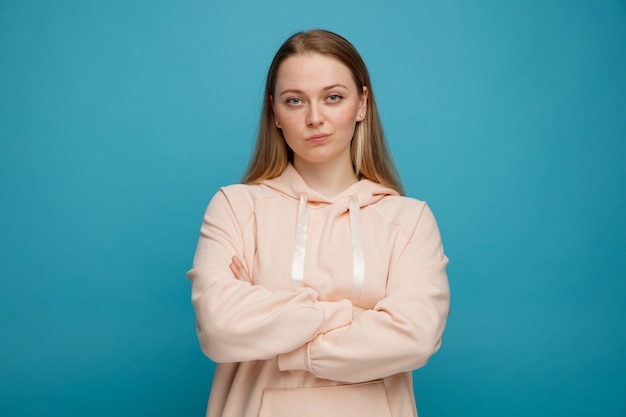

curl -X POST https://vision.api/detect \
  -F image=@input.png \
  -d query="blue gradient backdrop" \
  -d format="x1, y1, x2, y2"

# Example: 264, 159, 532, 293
1, 1, 625, 416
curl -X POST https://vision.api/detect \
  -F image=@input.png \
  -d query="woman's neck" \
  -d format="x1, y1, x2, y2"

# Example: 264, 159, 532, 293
293, 158, 359, 198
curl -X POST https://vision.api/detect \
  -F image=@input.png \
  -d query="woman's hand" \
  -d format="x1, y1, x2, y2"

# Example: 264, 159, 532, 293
229, 256, 250, 281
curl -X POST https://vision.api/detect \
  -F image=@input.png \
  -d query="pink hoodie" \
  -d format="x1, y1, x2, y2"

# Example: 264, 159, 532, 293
187, 164, 450, 417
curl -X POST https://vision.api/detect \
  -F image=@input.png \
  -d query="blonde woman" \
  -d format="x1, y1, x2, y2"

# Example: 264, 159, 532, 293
187, 29, 450, 417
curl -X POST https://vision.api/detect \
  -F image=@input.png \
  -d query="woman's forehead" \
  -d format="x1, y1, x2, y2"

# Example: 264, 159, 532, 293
275, 53, 356, 93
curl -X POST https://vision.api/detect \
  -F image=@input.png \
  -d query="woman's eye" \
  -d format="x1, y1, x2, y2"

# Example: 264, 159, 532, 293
327, 94, 342, 103
286, 98, 301, 105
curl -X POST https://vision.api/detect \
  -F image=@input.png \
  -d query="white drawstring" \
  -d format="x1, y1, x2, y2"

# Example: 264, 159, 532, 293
291, 193, 308, 289
349, 195, 365, 301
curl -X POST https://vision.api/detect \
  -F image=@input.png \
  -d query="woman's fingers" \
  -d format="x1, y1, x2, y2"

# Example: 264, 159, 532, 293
230, 256, 250, 281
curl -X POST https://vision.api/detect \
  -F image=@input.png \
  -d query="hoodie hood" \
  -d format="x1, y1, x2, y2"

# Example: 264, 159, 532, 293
261, 164, 400, 207
260, 164, 400, 297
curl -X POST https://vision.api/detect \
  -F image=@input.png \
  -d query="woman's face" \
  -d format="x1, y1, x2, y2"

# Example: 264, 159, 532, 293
272, 53, 367, 171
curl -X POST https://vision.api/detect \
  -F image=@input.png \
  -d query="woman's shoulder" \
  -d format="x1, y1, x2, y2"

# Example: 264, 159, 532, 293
371, 194, 437, 235
219, 182, 260, 194
207, 182, 277, 211
374, 193, 428, 214
201, 183, 271, 226
219, 182, 278, 199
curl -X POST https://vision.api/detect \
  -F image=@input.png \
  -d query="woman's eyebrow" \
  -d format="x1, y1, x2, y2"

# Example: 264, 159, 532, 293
279, 84, 349, 96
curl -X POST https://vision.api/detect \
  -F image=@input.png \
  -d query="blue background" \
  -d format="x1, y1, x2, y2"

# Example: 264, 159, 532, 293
1, 1, 625, 416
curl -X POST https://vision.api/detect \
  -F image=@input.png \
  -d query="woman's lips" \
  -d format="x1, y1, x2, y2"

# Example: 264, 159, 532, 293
307, 133, 330, 143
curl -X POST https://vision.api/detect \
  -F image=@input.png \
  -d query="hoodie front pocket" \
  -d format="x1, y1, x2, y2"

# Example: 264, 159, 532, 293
258, 380, 392, 417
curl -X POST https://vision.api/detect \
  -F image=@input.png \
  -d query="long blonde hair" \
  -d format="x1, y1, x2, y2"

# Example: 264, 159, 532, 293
242, 29, 403, 195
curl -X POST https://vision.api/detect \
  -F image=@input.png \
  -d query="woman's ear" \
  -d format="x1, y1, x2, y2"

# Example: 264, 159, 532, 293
357, 86, 368, 121
271, 95, 281, 128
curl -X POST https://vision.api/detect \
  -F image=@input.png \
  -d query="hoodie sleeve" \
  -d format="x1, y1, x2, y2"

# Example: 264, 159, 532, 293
187, 188, 353, 363
277, 203, 450, 383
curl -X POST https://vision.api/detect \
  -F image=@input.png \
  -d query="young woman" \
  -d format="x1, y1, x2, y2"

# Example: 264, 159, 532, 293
187, 29, 450, 417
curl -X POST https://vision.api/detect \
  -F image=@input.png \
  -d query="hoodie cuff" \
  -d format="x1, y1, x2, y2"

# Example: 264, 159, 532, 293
316, 299, 353, 334
278, 343, 312, 372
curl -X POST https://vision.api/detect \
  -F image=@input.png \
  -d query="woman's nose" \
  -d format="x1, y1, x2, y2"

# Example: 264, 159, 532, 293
306, 103, 324, 127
